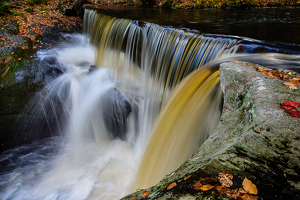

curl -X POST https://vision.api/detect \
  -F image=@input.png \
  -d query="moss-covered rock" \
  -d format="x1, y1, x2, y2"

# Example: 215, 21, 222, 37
121, 61, 300, 200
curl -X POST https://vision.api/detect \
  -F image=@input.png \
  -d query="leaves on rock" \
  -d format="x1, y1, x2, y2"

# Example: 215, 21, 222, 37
279, 100, 300, 118
242, 177, 258, 195
283, 82, 298, 90
192, 180, 202, 190
199, 184, 214, 191
142, 191, 149, 197
189, 172, 259, 199
218, 172, 233, 187
237, 194, 258, 200
215, 185, 229, 194
167, 182, 177, 190
281, 100, 300, 109
235, 61, 300, 90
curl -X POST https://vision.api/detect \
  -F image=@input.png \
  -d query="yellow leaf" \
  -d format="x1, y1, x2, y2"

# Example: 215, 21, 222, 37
167, 182, 177, 190
242, 177, 258, 195
199, 184, 214, 191
283, 82, 298, 90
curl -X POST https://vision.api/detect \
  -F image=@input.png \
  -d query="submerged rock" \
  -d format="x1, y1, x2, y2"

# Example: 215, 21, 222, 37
122, 61, 300, 200
101, 88, 131, 140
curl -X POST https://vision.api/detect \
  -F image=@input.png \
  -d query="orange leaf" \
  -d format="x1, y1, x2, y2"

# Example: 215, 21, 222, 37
199, 184, 214, 191
283, 82, 298, 90
132, 198, 139, 200
242, 177, 258, 195
167, 182, 177, 190
215, 185, 228, 194
183, 175, 191, 181
193, 180, 202, 190
238, 194, 258, 200
142, 191, 149, 197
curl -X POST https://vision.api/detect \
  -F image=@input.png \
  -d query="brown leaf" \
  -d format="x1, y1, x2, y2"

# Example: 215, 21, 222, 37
199, 184, 214, 191
218, 172, 233, 187
242, 177, 258, 195
132, 198, 139, 200
200, 177, 218, 185
167, 182, 177, 190
193, 180, 202, 190
283, 82, 298, 89
228, 188, 240, 199
238, 194, 258, 200
142, 191, 149, 197
215, 185, 229, 194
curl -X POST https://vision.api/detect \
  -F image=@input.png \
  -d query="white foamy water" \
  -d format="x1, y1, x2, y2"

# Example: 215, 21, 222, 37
0, 35, 138, 200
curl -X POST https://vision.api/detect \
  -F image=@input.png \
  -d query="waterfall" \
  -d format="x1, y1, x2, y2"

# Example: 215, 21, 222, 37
1, 9, 300, 200
83, 9, 237, 146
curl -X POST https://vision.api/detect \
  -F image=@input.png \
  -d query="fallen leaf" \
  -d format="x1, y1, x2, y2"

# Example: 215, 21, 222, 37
279, 104, 294, 111
183, 175, 191, 181
218, 172, 233, 187
238, 194, 258, 200
283, 82, 298, 89
167, 182, 177, 190
242, 177, 258, 195
286, 110, 300, 118
142, 191, 149, 197
228, 188, 240, 199
282, 100, 300, 109
215, 185, 228, 194
199, 184, 214, 191
193, 180, 202, 190
132, 198, 139, 200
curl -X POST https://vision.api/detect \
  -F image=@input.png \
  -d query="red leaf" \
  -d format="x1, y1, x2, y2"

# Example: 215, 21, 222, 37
279, 104, 294, 111
286, 110, 300, 118
282, 100, 300, 109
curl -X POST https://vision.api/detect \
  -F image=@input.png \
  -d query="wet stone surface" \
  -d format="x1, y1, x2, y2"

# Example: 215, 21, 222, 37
121, 61, 300, 200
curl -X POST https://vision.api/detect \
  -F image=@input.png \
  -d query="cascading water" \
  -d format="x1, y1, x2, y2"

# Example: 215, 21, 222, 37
1, 9, 300, 200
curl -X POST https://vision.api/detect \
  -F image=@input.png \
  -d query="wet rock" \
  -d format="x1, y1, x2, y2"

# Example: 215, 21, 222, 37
89, 65, 97, 73
121, 61, 300, 200
72, 0, 88, 18
101, 88, 131, 140
58, 5, 77, 16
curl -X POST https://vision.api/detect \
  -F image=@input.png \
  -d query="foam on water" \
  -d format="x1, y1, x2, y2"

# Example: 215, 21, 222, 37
0, 35, 138, 200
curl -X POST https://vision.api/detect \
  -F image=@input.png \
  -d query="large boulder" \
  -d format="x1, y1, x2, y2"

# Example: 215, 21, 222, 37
122, 61, 300, 200
101, 88, 132, 140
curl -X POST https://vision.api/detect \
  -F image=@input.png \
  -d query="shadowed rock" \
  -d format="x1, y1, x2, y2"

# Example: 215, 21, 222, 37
102, 88, 131, 140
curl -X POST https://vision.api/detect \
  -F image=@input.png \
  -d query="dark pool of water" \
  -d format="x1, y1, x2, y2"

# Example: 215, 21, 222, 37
91, 6, 300, 46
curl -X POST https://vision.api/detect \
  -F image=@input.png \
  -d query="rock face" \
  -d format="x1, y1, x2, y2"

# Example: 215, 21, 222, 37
101, 88, 132, 140
0, 18, 81, 153
122, 61, 300, 200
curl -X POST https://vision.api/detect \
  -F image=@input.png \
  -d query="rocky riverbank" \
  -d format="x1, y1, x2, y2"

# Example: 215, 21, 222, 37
0, 0, 83, 152
122, 61, 300, 200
